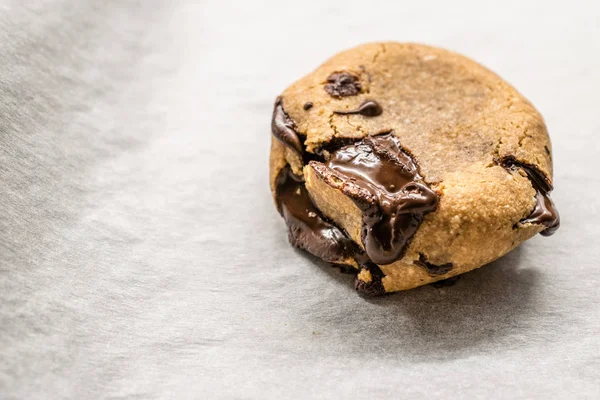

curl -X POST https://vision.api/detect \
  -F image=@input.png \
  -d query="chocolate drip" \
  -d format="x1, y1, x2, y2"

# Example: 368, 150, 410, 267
501, 157, 560, 236
334, 100, 383, 117
326, 134, 438, 265
271, 97, 302, 154
275, 167, 358, 262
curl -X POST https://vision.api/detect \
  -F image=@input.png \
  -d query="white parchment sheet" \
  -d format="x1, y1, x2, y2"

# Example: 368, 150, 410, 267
1, 1, 598, 398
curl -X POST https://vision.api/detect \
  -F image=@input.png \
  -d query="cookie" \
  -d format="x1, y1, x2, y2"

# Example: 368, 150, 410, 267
269, 42, 559, 295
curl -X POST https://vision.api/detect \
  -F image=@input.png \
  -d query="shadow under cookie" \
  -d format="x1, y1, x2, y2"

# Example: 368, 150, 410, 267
302, 246, 547, 361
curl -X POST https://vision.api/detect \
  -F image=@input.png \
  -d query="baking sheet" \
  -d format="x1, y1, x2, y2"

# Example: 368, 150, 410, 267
1, 1, 598, 398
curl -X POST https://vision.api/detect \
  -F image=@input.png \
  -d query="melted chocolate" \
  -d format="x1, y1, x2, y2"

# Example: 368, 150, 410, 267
501, 157, 560, 236
415, 254, 453, 275
324, 72, 362, 97
334, 100, 383, 117
303, 102, 313, 110
271, 97, 302, 154
314, 137, 366, 158
326, 134, 438, 265
275, 167, 358, 262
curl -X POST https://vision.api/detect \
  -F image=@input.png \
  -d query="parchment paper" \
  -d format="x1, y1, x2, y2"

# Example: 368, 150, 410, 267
1, 1, 598, 398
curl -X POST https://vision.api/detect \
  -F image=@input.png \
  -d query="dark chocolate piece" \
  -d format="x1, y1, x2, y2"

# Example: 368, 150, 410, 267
415, 254, 453, 275
325, 134, 438, 265
501, 157, 560, 236
354, 262, 385, 297
324, 72, 361, 97
275, 166, 358, 262
303, 102, 313, 110
334, 100, 383, 117
271, 97, 302, 154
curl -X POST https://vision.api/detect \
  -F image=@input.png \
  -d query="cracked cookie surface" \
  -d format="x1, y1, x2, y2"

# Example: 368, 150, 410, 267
269, 42, 559, 295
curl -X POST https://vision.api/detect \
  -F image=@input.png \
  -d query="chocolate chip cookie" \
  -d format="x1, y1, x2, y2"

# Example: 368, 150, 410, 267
269, 42, 559, 296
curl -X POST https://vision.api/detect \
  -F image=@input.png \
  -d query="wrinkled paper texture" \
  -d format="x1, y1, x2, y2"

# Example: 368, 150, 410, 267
1, 1, 598, 398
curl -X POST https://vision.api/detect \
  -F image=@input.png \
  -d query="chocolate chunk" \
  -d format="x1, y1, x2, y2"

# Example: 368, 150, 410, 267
324, 72, 362, 97
415, 254, 453, 275
303, 102, 313, 110
275, 166, 358, 262
334, 100, 383, 117
271, 97, 303, 154
321, 133, 438, 265
354, 262, 385, 297
501, 157, 560, 236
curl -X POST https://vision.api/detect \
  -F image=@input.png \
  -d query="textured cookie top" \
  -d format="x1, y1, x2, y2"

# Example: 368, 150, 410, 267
280, 42, 553, 183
